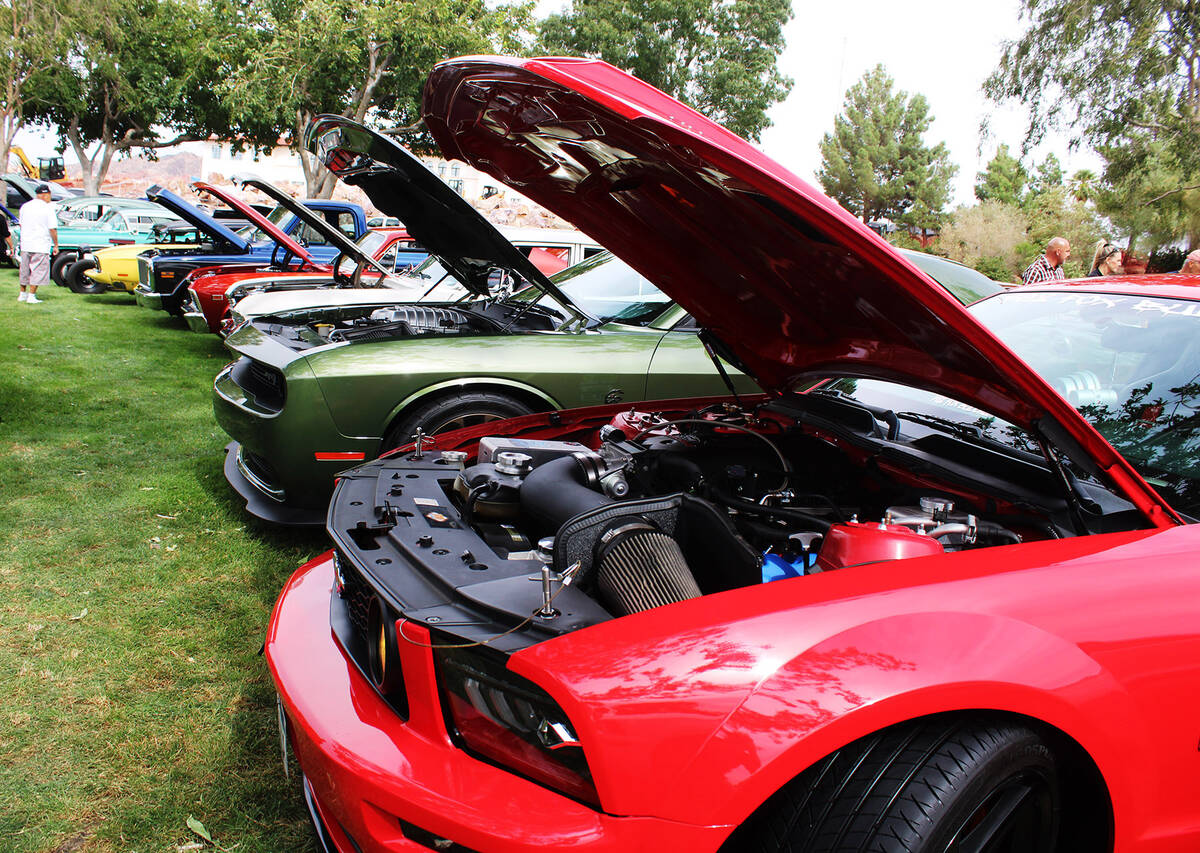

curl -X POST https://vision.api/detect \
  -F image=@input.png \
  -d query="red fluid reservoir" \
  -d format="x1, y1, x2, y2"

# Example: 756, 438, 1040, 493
815, 521, 944, 571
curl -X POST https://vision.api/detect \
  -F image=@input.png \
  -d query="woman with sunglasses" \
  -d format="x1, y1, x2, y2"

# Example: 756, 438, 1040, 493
1088, 240, 1124, 276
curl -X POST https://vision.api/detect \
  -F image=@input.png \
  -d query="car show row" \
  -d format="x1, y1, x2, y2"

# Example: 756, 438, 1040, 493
39, 55, 1200, 852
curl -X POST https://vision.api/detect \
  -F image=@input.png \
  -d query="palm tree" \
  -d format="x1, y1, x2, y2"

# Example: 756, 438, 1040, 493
1070, 169, 1097, 203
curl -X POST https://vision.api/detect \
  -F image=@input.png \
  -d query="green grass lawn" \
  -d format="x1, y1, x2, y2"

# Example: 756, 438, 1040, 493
0, 271, 327, 852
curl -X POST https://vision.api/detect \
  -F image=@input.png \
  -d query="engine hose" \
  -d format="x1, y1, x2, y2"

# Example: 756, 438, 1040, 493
520, 455, 614, 529
713, 489, 833, 532
463, 481, 497, 527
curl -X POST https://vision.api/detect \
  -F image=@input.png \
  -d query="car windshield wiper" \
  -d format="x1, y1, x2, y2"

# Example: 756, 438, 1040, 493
896, 410, 984, 441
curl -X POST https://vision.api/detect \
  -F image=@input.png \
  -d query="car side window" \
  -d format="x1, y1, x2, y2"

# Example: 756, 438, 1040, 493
336, 212, 357, 239
673, 314, 698, 331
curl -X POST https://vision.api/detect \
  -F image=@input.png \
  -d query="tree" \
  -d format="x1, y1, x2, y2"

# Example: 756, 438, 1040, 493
0, 0, 71, 173
1095, 137, 1200, 252
537, 0, 792, 141
221, 0, 533, 197
32, 0, 238, 195
975, 144, 1028, 206
938, 200, 1029, 281
1069, 169, 1097, 203
985, 1, 1200, 184
816, 65, 957, 227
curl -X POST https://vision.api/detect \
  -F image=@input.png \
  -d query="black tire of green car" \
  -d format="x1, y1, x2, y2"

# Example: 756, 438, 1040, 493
66, 258, 103, 294
51, 251, 79, 287
732, 716, 1064, 852
382, 392, 536, 453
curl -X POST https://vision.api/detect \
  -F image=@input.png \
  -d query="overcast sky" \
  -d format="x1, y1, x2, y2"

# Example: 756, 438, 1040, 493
17, 0, 1098, 206
758, 0, 1099, 206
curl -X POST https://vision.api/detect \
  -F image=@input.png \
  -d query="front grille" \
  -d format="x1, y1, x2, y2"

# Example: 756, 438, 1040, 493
230, 358, 286, 410
337, 553, 373, 635
137, 257, 150, 288
332, 553, 410, 718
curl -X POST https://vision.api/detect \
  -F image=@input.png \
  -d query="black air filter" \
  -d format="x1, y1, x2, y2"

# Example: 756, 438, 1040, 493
595, 523, 701, 616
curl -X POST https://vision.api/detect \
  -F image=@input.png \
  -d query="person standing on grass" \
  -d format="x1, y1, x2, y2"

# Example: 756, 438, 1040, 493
17, 184, 57, 304
1021, 236, 1070, 285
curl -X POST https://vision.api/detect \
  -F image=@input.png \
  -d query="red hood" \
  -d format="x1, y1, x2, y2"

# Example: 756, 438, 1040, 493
192, 181, 314, 265
422, 55, 1177, 525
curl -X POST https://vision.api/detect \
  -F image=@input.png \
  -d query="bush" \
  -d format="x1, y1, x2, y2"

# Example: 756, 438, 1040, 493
1147, 246, 1187, 273
972, 256, 1012, 282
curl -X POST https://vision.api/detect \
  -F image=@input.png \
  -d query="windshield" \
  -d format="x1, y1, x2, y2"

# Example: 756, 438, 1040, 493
237, 204, 290, 243
826, 290, 1200, 516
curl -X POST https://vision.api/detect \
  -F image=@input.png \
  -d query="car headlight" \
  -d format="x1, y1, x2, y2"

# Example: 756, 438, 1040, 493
434, 643, 598, 806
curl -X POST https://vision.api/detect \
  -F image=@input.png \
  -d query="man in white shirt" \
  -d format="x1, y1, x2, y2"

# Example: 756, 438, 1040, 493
18, 184, 58, 304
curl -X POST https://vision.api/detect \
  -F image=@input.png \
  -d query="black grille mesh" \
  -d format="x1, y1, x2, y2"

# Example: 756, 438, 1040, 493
596, 529, 701, 616
338, 557, 373, 636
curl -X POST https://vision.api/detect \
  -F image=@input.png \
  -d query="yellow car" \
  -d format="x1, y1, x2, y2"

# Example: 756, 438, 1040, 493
70, 222, 201, 294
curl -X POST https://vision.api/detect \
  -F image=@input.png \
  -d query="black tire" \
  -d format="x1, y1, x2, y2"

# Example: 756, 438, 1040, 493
51, 251, 78, 287
740, 717, 1060, 852
66, 258, 103, 294
382, 392, 535, 453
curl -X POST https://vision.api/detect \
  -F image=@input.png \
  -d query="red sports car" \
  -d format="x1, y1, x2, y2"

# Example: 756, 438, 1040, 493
265, 57, 1200, 852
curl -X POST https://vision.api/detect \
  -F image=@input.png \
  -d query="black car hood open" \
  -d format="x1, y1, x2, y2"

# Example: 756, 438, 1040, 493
232, 175, 392, 279
421, 55, 1179, 526
304, 115, 584, 318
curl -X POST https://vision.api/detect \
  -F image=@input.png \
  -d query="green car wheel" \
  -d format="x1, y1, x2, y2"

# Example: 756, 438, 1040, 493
382, 392, 536, 453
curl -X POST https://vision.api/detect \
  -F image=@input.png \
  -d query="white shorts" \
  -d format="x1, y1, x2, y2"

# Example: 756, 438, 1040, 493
20, 251, 49, 288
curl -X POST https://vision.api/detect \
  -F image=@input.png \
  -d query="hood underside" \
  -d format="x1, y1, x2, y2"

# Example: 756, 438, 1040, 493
421, 55, 1176, 524
146, 185, 248, 251
303, 115, 582, 318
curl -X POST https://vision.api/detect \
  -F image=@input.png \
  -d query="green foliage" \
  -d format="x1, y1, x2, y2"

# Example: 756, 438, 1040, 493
1147, 245, 1187, 272
938, 200, 1029, 282
538, 0, 792, 141
221, 0, 534, 195
29, 0, 238, 193
1096, 136, 1200, 251
986, 1, 1200, 179
0, 277, 327, 851
0, 0, 73, 165
971, 255, 1012, 281
975, 144, 1028, 206
817, 65, 957, 228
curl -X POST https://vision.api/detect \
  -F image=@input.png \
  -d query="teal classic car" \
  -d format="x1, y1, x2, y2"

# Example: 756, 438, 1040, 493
213, 118, 999, 525
15, 200, 185, 286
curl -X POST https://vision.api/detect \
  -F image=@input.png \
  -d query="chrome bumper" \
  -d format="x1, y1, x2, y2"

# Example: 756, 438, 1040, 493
134, 287, 163, 309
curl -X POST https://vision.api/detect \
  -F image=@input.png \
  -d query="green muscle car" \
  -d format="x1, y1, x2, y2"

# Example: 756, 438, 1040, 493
213, 117, 999, 526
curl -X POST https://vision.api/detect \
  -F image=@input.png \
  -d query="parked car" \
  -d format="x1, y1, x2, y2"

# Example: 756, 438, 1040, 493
2, 174, 73, 209
266, 57, 1200, 853
31, 204, 185, 287
133, 182, 366, 316
177, 175, 426, 333
207, 222, 603, 337
213, 121, 996, 527
182, 226, 416, 333
70, 222, 202, 294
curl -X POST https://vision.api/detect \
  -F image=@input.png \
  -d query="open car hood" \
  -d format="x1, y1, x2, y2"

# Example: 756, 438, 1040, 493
193, 181, 315, 265
146, 185, 250, 251
232, 175, 390, 278
304, 115, 584, 318
422, 55, 1177, 524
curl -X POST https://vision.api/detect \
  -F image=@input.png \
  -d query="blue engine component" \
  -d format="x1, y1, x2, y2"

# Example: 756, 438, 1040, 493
762, 550, 814, 583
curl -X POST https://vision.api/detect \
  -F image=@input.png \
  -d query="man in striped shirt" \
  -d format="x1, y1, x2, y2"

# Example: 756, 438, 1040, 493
1021, 237, 1071, 285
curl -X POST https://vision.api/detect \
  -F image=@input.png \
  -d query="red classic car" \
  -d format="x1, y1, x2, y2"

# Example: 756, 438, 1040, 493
183, 227, 418, 334
265, 57, 1200, 852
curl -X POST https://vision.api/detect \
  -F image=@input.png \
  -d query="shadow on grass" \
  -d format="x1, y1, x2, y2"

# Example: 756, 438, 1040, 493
188, 454, 328, 851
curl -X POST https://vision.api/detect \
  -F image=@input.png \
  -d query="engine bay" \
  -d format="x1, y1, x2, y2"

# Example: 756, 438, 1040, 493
328, 397, 1148, 660
247, 298, 561, 350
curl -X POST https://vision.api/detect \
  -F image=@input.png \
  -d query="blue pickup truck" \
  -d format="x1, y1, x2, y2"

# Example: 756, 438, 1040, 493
134, 181, 368, 316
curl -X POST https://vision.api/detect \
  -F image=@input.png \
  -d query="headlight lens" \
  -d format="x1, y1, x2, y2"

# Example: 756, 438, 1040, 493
435, 643, 598, 806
